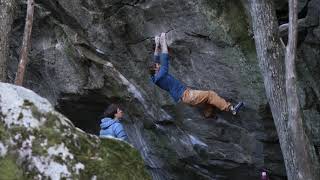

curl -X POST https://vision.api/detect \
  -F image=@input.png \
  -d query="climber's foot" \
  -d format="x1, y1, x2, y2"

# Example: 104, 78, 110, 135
230, 102, 244, 115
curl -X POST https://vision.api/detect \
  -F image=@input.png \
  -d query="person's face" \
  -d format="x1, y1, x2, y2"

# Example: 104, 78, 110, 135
155, 63, 161, 72
114, 108, 124, 119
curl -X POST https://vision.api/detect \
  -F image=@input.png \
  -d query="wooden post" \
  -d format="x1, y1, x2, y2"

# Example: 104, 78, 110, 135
14, 0, 34, 86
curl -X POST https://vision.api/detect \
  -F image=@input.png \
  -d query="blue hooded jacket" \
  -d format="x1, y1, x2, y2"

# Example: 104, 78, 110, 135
99, 118, 128, 141
151, 53, 187, 102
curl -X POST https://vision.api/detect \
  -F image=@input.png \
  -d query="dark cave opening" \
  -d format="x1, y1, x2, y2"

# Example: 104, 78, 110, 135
55, 91, 121, 135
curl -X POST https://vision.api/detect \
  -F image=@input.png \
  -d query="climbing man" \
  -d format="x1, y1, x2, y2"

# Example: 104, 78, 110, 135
99, 104, 128, 141
149, 33, 243, 118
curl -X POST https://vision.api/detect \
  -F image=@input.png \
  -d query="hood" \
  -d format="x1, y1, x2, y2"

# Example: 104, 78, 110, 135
100, 118, 119, 129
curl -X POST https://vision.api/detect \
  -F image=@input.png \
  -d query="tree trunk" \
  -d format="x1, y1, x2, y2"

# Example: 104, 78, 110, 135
0, 0, 16, 82
248, 0, 320, 179
14, 0, 34, 86
285, 0, 320, 179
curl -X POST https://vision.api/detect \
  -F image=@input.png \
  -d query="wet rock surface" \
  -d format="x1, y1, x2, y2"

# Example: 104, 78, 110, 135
6, 0, 320, 179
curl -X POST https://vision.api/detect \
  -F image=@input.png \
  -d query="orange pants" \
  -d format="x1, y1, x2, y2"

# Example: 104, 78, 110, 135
181, 89, 231, 112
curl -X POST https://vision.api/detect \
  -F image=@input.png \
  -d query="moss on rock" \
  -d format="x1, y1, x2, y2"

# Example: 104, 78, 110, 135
0, 123, 8, 141
0, 155, 24, 180
79, 138, 151, 180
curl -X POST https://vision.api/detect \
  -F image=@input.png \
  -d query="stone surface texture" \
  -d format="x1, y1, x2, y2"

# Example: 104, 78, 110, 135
5, 0, 320, 179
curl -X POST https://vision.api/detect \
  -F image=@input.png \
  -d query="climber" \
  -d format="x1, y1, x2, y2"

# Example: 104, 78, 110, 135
149, 33, 244, 118
99, 104, 128, 141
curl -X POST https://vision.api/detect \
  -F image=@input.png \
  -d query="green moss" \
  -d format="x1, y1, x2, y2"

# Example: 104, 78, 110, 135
0, 156, 24, 180
53, 156, 66, 164
22, 99, 43, 120
23, 99, 34, 107
31, 145, 47, 156
30, 106, 42, 120
0, 123, 8, 141
45, 113, 59, 127
10, 126, 29, 140
31, 137, 47, 156
18, 113, 23, 120
68, 132, 93, 154
38, 126, 63, 146
23, 166, 42, 180
35, 113, 65, 147
78, 138, 151, 180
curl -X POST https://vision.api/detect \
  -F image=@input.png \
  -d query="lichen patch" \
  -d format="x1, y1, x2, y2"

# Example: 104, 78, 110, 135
47, 143, 74, 161
0, 142, 8, 157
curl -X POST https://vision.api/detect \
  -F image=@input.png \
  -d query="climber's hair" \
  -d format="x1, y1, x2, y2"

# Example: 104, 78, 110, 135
149, 63, 157, 76
103, 104, 119, 119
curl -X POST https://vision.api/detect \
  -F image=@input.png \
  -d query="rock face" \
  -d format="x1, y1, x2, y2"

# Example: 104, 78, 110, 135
0, 83, 150, 180
6, 0, 320, 179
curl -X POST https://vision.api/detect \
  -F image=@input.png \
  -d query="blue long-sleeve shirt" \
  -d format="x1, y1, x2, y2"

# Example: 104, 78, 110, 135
99, 118, 128, 141
151, 53, 186, 102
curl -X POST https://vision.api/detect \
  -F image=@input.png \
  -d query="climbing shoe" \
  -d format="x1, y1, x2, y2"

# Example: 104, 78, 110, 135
230, 102, 244, 115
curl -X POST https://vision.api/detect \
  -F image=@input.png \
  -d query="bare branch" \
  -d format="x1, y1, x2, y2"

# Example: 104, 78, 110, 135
279, 18, 307, 36
15, 0, 35, 86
